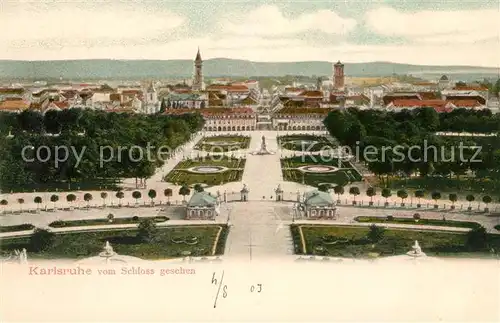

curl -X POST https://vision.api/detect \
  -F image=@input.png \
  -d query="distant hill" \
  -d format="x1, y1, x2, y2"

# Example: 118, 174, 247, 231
0, 59, 498, 80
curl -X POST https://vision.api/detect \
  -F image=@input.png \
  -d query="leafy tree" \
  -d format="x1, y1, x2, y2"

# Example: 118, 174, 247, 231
367, 224, 385, 243
34, 196, 42, 209
482, 196, 492, 210
17, 198, 25, 211
415, 190, 425, 205
137, 218, 157, 243
366, 187, 377, 203
66, 194, 76, 203
100, 192, 108, 205
148, 189, 157, 203
448, 193, 458, 207
1, 199, 8, 213
132, 191, 142, 204
466, 194, 475, 208
466, 226, 488, 250
116, 191, 124, 205
431, 191, 441, 205
381, 188, 392, 204
349, 186, 360, 202
396, 189, 408, 204
83, 193, 93, 207
164, 188, 173, 203
333, 185, 344, 200
29, 228, 55, 252
50, 194, 59, 208
193, 184, 204, 192
179, 185, 191, 201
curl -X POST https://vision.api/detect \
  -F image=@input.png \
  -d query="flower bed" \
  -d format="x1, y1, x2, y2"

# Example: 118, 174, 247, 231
0, 223, 34, 233
49, 216, 169, 228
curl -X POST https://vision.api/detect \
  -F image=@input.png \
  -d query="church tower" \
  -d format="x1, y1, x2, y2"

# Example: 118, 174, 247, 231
192, 47, 204, 91
333, 61, 345, 90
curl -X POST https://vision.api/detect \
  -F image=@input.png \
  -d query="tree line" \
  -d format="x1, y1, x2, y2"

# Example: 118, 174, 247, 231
0, 109, 204, 192
323, 108, 500, 190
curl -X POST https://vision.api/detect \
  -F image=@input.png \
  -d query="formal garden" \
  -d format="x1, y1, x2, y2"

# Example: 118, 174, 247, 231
277, 134, 335, 152
164, 156, 246, 186
291, 224, 500, 258
0, 223, 229, 259
281, 155, 363, 187
194, 135, 250, 152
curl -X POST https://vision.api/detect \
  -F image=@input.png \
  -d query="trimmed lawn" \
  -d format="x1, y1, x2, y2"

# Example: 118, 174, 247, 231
174, 156, 246, 169
165, 169, 244, 186
292, 224, 500, 258
165, 156, 245, 186
48, 216, 169, 228
0, 225, 229, 260
278, 135, 335, 152
195, 135, 250, 152
281, 156, 362, 187
354, 216, 482, 229
0, 223, 34, 233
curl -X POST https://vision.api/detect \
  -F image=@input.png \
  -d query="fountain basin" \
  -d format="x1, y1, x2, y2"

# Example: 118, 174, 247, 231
187, 166, 228, 174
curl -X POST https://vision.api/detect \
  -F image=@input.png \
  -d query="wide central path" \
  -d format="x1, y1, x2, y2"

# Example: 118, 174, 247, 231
223, 202, 293, 261
241, 132, 283, 194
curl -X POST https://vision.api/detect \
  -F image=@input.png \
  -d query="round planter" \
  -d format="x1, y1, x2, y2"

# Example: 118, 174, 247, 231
467, 207, 472, 211
369, 201, 374, 206
400, 203, 405, 207
384, 202, 389, 207
416, 204, 421, 208
434, 205, 439, 209
451, 205, 456, 210
352, 201, 357, 205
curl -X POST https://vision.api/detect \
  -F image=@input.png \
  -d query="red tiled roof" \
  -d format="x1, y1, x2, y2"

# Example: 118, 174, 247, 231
299, 90, 323, 98
452, 86, 488, 91
110, 93, 121, 101
206, 84, 249, 92
51, 101, 70, 109
445, 95, 486, 105
277, 107, 331, 115
0, 100, 30, 111
0, 88, 24, 95
447, 99, 482, 108
391, 99, 447, 108
61, 90, 79, 99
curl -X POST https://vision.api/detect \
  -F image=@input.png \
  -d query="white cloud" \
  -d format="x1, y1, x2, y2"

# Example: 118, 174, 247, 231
366, 7, 500, 44
0, 3, 185, 48
220, 5, 357, 36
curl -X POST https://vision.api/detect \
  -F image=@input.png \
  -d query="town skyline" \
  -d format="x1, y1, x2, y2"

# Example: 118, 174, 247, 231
1, 0, 499, 67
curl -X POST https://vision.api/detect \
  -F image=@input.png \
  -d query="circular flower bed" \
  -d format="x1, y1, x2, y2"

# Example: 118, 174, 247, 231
171, 237, 184, 244
298, 165, 339, 173
187, 166, 229, 174
185, 236, 199, 245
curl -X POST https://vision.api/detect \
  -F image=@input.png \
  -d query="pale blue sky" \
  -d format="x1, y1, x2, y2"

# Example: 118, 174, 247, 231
1, 0, 499, 66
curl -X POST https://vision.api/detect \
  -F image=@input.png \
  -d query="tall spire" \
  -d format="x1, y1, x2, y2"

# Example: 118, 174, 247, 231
195, 47, 202, 62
